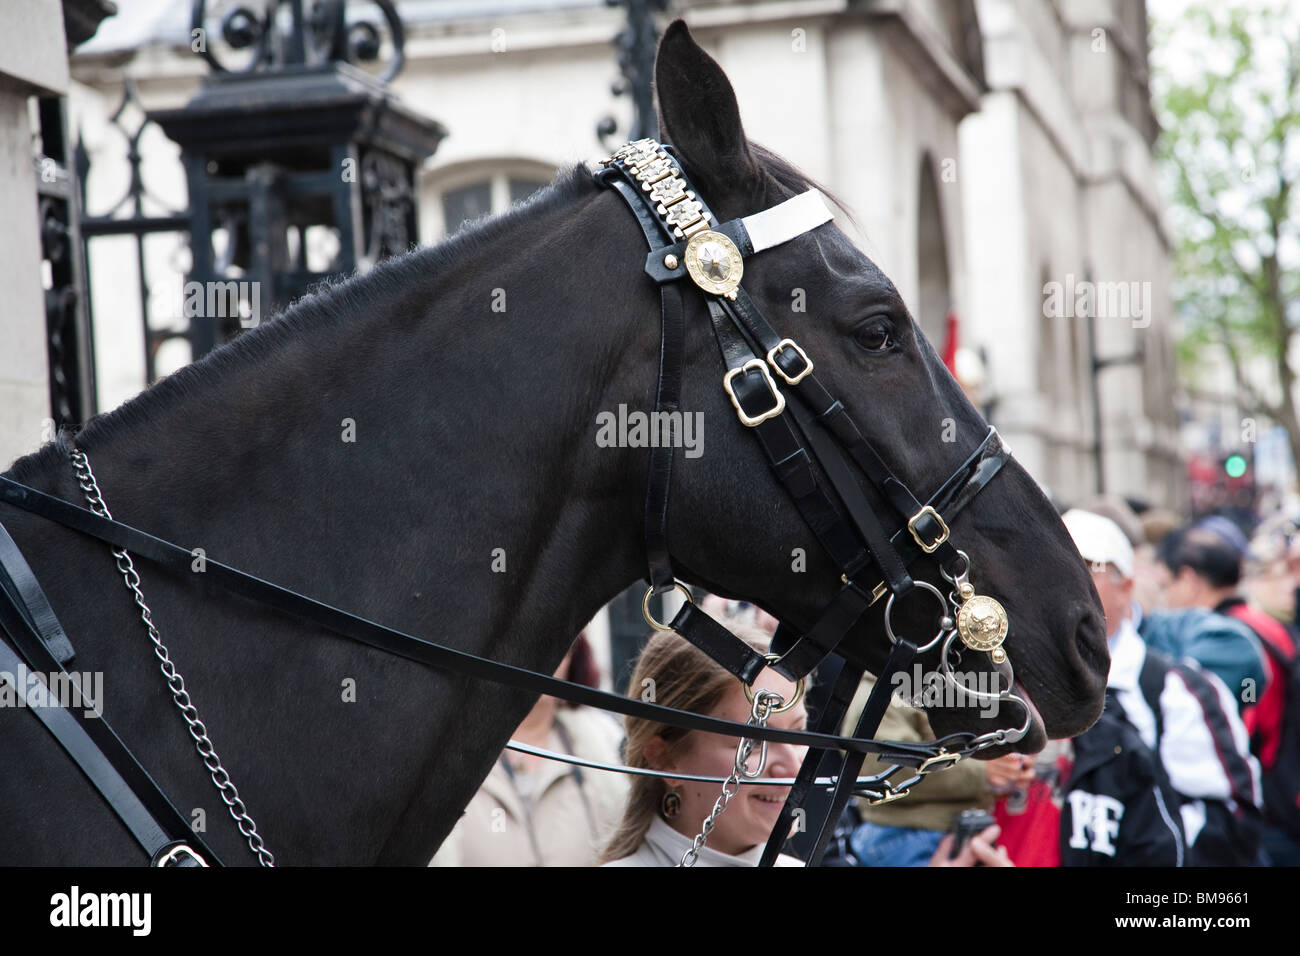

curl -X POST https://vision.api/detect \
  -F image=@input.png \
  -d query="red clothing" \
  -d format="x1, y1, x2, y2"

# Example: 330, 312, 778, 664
993, 780, 1060, 867
1219, 599, 1295, 769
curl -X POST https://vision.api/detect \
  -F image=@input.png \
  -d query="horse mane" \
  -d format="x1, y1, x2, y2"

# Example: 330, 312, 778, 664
9, 144, 838, 485
7, 164, 598, 483
749, 142, 855, 227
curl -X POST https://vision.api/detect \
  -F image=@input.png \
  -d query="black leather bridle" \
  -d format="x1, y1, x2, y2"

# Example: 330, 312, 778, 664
0, 140, 1022, 867
595, 139, 1022, 865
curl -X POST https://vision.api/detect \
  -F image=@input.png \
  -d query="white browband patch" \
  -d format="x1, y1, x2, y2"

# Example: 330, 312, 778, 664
742, 188, 833, 253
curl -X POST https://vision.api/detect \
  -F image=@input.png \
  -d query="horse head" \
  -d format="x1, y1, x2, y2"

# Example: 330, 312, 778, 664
628, 22, 1107, 752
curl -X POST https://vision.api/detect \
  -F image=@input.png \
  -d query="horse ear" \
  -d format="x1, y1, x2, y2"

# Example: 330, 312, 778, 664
654, 20, 760, 203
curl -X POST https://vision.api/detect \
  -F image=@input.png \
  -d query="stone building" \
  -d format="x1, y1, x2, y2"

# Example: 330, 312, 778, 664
0, 0, 89, 469
961, 0, 1181, 510
44, 0, 1180, 508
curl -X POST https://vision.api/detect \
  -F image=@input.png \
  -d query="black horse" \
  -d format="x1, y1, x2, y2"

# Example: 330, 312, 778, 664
0, 22, 1107, 865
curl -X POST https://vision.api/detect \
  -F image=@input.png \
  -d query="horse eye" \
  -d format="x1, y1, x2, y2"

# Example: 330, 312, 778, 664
854, 320, 894, 353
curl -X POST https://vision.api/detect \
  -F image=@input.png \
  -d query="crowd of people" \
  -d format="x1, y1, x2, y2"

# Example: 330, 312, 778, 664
429, 500, 1299, 867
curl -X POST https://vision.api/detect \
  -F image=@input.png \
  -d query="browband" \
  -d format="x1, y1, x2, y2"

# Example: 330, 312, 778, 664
740, 188, 834, 253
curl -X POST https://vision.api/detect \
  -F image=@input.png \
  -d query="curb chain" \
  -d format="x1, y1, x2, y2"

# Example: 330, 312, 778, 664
70, 448, 275, 867
679, 689, 781, 867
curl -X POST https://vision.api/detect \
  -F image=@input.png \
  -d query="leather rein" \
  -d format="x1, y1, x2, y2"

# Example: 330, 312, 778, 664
0, 138, 1024, 867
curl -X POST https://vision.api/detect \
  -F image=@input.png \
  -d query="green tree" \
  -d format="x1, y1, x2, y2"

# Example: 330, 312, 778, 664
1151, 2, 1300, 471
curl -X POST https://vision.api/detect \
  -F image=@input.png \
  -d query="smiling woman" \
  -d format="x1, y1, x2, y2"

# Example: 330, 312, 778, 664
600, 623, 807, 867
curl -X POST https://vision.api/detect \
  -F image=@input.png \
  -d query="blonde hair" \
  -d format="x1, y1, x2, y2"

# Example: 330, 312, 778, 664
598, 622, 773, 864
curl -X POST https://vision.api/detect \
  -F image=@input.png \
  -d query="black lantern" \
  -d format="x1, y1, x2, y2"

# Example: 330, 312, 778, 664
149, 0, 446, 358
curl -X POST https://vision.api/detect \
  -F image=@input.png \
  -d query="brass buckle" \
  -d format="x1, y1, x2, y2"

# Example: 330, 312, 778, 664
907, 505, 950, 554
865, 786, 908, 806
766, 338, 814, 385
723, 360, 786, 427
641, 581, 694, 631
918, 750, 962, 774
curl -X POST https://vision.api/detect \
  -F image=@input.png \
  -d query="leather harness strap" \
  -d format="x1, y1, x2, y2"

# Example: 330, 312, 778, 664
644, 280, 685, 595
0, 518, 76, 668
805, 639, 920, 867
0, 523, 216, 866
0, 475, 972, 763
601, 169, 771, 685
757, 658, 864, 867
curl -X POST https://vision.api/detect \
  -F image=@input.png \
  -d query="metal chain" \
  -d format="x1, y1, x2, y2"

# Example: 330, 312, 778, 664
852, 555, 1030, 807
679, 689, 781, 867
70, 448, 275, 867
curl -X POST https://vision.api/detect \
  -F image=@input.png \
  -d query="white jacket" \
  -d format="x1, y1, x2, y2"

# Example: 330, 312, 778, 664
602, 817, 803, 867
1106, 617, 1262, 844
430, 707, 629, 866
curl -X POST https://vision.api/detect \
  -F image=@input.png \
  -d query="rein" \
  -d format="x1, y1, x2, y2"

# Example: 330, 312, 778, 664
0, 139, 1025, 867
0, 477, 981, 755
0, 469, 1004, 866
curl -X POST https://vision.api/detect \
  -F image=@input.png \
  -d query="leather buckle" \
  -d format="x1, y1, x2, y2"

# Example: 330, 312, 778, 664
907, 505, 950, 554
917, 750, 961, 774
841, 573, 888, 607
153, 844, 209, 867
766, 338, 814, 385
723, 359, 786, 427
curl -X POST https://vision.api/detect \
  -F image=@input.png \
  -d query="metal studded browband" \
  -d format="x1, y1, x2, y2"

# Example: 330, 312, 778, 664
607, 138, 715, 239
605, 138, 836, 300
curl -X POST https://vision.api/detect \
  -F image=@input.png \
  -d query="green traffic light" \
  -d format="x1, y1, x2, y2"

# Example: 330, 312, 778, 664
1225, 454, 1248, 478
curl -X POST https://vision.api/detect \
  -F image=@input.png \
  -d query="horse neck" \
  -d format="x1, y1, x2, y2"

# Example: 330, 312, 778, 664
4, 177, 659, 862
70, 202, 638, 617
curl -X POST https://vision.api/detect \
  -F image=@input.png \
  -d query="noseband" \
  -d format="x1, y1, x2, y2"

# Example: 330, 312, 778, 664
596, 139, 1030, 865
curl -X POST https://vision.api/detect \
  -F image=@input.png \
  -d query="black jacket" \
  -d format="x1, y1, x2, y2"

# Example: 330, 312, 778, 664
1060, 689, 1187, 866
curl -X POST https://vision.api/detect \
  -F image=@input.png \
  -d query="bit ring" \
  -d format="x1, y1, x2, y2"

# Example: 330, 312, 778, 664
642, 582, 694, 631
743, 653, 805, 714
883, 581, 950, 652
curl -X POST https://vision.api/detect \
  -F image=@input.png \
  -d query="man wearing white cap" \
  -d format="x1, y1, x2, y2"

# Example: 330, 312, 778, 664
1060, 509, 1263, 866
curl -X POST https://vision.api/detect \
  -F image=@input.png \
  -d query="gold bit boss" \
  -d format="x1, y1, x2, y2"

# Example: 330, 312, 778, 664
955, 593, 1009, 663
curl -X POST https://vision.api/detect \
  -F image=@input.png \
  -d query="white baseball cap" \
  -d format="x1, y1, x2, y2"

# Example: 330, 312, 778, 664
1062, 509, 1134, 580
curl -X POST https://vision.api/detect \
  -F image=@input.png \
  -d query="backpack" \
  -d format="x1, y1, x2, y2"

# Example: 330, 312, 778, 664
1137, 650, 1264, 866
1253, 635, 1300, 837
1219, 600, 1293, 766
